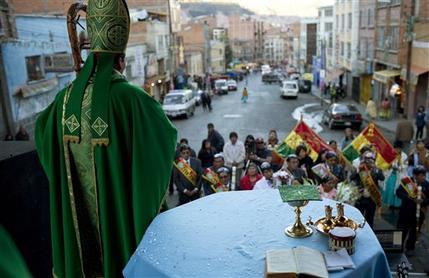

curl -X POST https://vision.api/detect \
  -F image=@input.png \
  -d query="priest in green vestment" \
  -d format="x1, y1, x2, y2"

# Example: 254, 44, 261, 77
35, 0, 177, 277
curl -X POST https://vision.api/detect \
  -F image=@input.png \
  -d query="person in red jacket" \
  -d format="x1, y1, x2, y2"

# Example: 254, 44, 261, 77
240, 163, 262, 190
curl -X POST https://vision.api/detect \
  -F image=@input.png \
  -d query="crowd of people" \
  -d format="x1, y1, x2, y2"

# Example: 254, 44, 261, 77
171, 124, 429, 255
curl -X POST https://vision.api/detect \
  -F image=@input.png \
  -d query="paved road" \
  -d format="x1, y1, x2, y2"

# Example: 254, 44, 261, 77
171, 73, 348, 151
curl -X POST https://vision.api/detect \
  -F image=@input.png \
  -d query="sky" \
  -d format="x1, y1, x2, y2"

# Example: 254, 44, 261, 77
187, 0, 335, 17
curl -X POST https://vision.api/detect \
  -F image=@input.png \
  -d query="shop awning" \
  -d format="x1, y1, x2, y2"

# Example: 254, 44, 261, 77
400, 66, 429, 80
15, 78, 58, 98
325, 69, 344, 82
372, 70, 400, 84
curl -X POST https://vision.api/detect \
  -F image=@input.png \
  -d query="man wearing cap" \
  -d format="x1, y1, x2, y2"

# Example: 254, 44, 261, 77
202, 153, 231, 195
249, 138, 272, 167
350, 151, 385, 227
174, 144, 203, 205
396, 166, 429, 255
253, 162, 278, 190
205, 167, 231, 194
35, 0, 177, 276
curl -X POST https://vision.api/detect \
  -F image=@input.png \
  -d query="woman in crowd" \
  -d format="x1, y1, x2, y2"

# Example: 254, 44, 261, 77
267, 130, 279, 150
315, 148, 329, 165
240, 163, 263, 190
382, 141, 407, 209
415, 105, 426, 140
197, 139, 216, 169
296, 144, 314, 180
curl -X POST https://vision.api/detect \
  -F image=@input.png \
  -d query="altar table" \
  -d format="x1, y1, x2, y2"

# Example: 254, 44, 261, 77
124, 190, 391, 278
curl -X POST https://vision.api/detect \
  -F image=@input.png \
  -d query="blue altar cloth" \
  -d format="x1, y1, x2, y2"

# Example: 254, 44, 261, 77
124, 190, 391, 278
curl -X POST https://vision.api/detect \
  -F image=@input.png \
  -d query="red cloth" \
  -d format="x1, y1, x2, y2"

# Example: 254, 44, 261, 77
240, 174, 263, 190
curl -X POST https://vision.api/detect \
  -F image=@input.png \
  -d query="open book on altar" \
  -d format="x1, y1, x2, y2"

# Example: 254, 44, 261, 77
265, 246, 328, 278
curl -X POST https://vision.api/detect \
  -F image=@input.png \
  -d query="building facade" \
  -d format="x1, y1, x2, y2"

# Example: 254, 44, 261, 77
1, 15, 76, 137
333, 0, 359, 99
357, 0, 376, 105
299, 18, 318, 73
317, 5, 334, 89
373, 0, 409, 116
210, 40, 225, 73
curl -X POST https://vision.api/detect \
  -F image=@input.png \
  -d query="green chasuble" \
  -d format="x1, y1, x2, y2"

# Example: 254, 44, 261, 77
35, 70, 177, 277
0, 226, 31, 278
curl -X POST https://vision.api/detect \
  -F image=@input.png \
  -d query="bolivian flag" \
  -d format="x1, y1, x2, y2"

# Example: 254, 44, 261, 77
342, 123, 396, 170
274, 120, 332, 162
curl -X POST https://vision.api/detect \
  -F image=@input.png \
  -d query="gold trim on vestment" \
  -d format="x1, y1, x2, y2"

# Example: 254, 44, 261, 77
61, 87, 86, 277
91, 143, 104, 267
91, 138, 109, 147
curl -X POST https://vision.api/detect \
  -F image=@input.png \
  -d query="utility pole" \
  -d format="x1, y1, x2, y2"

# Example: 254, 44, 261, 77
405, 0, 415, 118
167, 0, 175, 90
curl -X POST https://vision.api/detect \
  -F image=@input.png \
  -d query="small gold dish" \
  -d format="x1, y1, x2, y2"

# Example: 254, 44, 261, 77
307, 203, 365, 235
312, 217, 360, 235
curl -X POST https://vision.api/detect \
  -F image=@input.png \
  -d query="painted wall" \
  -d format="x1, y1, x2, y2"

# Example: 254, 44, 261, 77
2, 15, 78, 126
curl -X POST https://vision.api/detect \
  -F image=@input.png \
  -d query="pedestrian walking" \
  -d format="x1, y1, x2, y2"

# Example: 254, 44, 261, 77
382, 141, 407, 209
329, 84, 337, 103
395, 117, 414, 153
241, 87, 249, 103
366, 98, 377, 121
415, 105, 425, 140
425, 102, 429, 140
380, 97, 391, 120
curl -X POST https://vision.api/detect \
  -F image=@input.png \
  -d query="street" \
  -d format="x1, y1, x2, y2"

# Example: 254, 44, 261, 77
171, 72, 352, 152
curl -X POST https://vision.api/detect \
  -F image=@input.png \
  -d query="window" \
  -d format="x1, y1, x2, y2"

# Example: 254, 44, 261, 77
336, 15, 339, 30
341, 42, 344, 56
348, 13, 352, 29
26, 55, 44, 81
391, 26, 399, 49
347, 42, 351, 59
415, 0, 420, 17
328, 33, 333, 48
360, 38, 366, 59
341, 14, 345, 30
368, 41, 374, 59
391, 0, 401, 5
325, 22, 333, 32
325, 9, 333, 17
367, 9, 372, 27
359, 11, 362, 28
377, 27, 385, 48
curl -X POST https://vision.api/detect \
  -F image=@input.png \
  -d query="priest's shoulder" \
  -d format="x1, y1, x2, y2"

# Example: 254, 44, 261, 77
110, 80, 157, 104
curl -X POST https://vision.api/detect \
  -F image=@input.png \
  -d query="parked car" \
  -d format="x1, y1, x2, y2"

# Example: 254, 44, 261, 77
262, 73, 283, 84
227, 79, 237, 91
162, 89, 196, 118
215, 79, 228, 95
322, 103, 363, 130
299, 79, 312, 93
281, 80, 299, 99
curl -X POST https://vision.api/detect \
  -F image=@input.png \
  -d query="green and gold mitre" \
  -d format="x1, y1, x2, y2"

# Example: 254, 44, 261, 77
63, 0, 130, 146
87, 0, 130, 53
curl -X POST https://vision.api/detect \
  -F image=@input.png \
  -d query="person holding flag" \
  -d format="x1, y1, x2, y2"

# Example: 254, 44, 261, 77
350, 152, 385, 227
174, 144, 203, 205
396, 166, 429, 256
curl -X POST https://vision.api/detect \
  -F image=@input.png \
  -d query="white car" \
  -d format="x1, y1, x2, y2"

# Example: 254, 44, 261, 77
162, 90, 196, 118
227, 80, 237, 91
281, 81, 299, 99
